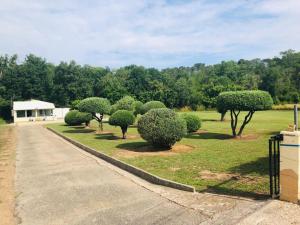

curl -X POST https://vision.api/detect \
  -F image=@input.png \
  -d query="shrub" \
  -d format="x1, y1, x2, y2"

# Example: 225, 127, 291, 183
141, 101, 166, 114
216, 90, 273, 136
64, 110, 92, 126
137, 108, 187, 148
181, 114, 201, 133
133, 101, 143, 116
78, 97, 111, 130
115, 96, 136, 111
110, 96, 137, 115
110, 104, 118, 115
109, 110, 135, 139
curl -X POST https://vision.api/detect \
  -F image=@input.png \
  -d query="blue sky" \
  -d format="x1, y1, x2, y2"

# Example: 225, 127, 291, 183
0, 0, 300, 68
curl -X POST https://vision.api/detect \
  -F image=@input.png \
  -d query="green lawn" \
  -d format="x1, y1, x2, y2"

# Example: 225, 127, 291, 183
0, 118, 6, 125
47, 110, 297, 198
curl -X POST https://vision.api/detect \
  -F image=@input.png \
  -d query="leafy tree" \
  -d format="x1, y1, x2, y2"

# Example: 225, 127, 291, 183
70, 99, 81, 110
78, 97, 111, 131
109, 110, 135, 139
216, 90, 273, 137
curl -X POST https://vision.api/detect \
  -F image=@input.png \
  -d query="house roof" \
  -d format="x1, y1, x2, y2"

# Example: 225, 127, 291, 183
13, 99, 55, 110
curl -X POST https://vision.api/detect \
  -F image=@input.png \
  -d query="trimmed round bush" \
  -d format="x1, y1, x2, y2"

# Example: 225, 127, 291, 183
64, 110, 92, 126
133, 100, 143, 116
216, 90, 273, 112
141, 101, 166, 114
181, 114, 201, 133
137, 108, 187, 148
115, 96, 136, 111
109, 110, 135, 139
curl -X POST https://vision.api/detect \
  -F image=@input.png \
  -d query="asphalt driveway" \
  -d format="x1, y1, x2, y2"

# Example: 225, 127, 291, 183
15, 124, 207, 225
15, 123, 299, 225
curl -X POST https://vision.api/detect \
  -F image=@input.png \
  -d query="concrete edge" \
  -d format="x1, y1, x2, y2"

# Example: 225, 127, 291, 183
47, 127, 195, 193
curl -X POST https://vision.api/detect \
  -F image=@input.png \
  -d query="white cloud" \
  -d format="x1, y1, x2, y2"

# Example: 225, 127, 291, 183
0, 0, 299, 68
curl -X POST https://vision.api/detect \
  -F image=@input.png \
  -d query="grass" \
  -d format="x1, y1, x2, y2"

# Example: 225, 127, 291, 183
0, 118, 6, 125
47, 110, 298, 199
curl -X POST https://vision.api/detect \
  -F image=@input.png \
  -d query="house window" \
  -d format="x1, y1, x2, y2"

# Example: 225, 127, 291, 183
27, 110, 32, 117
45, 109, 51, 116
39, 110, 44, 116
17, 110, 26, 118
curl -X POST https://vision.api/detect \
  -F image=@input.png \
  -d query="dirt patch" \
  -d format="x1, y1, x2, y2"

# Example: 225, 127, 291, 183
194, 129, 208, 134
233, 134, 259, 141
169, 167, 181, 172
94, 130, 114, 134
114, 144, 194, 158
0, 125, 16, 225
199, 170, 263, 184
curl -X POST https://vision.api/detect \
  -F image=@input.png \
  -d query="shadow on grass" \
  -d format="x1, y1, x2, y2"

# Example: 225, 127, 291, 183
116, 142, 169, 152
63, 128, 95, 133
94, 133, 119, 140
200, 156, 270, 199
201, 119, 220, 122
186, 132, 232, 140
228, 157, 269, 176
201, 179, 269, 200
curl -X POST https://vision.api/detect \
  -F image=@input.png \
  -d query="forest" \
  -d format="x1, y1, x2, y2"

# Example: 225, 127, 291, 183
0, 49, 300, 119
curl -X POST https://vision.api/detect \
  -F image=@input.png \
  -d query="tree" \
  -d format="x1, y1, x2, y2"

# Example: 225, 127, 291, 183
108, 110, 135, 139
216, 90, 273, 137
70, 99, 81, 110
78, 97, 111, 131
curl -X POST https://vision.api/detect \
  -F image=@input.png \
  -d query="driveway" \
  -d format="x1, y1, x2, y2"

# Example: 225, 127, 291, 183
14, 124, 300, 225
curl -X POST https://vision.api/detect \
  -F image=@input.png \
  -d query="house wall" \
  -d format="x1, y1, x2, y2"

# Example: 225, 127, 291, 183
13, 109, 55, 123
53, 108, 70, 119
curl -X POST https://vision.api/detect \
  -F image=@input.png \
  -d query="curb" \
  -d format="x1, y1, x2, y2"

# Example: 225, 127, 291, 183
47, 127, 195, 192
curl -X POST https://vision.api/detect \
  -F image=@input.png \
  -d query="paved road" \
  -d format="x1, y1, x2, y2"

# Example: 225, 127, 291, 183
15, 124, 207, 225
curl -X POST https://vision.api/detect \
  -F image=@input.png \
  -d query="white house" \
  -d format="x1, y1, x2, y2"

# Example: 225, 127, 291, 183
12, 99, 69, 123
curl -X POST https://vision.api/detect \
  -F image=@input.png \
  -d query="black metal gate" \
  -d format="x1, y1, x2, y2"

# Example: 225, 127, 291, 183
268, 134, 283, 198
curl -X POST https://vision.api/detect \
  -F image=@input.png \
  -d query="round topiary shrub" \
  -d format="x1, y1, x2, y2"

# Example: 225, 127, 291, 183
133, 100, 143, 116
181, 114, 201, 133
64, 110, 92, 126
140, 101, 166, 114
109, 110, 135, 139
137, 108, 187, 148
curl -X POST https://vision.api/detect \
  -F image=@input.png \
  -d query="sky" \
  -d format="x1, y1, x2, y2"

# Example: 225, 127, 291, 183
0, 0, 300, 68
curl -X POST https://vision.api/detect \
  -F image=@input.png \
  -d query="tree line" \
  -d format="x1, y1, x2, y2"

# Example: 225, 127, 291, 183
0, 49, 299, 116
